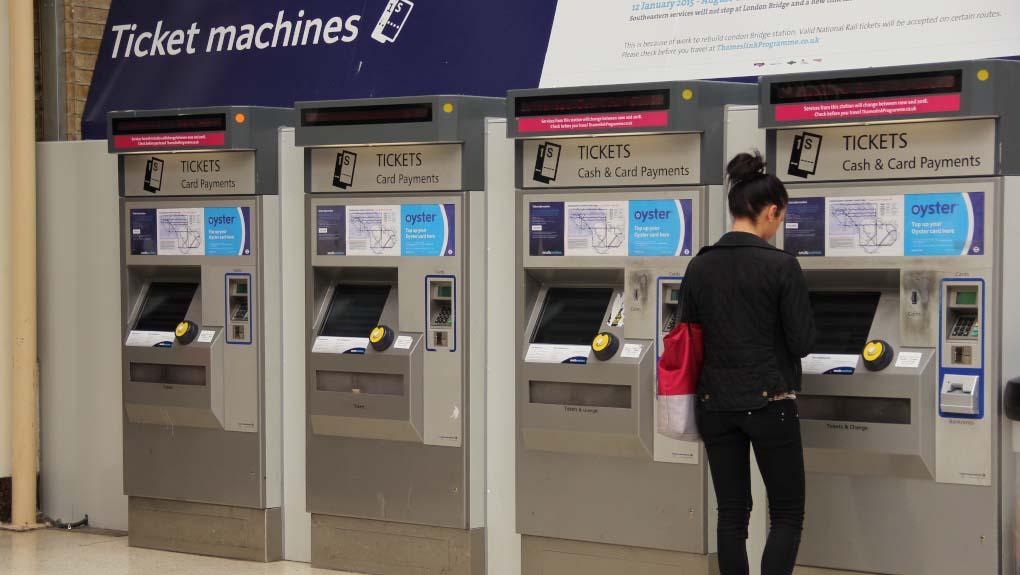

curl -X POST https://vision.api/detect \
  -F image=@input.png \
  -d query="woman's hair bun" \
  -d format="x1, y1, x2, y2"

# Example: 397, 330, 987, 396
726, 151, 767, 183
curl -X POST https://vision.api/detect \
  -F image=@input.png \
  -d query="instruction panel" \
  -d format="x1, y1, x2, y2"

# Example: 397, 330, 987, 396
784, 192, 984, 257
130, 206, 251, 256
316, 203, 456, 257
529, 198, 692, 257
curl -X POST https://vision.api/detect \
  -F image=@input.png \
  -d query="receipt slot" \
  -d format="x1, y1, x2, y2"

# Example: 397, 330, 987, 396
296, 96, 503, 574
507, 82, 756, 573
760, 60, 1020, 575
109, 107, 290, 561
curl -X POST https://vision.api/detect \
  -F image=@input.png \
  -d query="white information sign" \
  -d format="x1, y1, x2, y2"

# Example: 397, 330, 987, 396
525, 344, 591, 365
125, 330, 175, 347
895, 351, 924, 369
521, 134, 701, 188
312, 336, 369, 355
310, 144, 462, 193
777, 120, 996, 183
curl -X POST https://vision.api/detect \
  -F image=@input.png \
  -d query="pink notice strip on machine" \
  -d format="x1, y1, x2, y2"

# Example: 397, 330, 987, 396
114, 131, 226, 149
517, 110, 669, 133
774, 94, 961, 122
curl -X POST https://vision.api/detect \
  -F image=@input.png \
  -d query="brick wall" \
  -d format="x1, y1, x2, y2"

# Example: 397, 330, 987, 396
63, 0, 110, 140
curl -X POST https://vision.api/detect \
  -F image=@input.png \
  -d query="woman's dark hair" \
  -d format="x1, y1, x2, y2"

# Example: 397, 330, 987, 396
726, 151, 789, 220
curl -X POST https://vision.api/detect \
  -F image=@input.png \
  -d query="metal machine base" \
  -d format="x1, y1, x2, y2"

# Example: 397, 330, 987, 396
128, 497, 282, 562
311, 514, 484, 575
522, 536, 718, 575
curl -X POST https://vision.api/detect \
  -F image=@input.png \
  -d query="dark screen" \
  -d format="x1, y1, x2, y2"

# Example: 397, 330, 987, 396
809, 292, 881, 354
111, 114, 226, 135
532, 287, 613, 345
301, 103, 433, 126
135, 283, 199, 332
771, 70, 961, 104
515, 89, 669, 117
320, 285, 391, 338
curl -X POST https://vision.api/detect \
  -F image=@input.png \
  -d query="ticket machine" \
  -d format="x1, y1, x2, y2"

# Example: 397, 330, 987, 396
760, 60, 1018, 574
296, 96, 503, 574
507, 82, 755, 573
109, 107, 289, 560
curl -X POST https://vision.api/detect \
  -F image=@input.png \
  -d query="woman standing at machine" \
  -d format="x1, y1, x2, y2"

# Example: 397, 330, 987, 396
680, 152, 816, 575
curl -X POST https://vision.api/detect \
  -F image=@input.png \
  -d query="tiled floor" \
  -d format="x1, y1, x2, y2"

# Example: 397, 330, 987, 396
0, 529, 349, 575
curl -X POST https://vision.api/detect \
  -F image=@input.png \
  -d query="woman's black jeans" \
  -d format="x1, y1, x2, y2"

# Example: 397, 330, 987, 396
696, 399, 806, 575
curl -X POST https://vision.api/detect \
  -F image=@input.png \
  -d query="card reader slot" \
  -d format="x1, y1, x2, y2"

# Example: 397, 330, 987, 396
316, 370, 403, 396
798, 394, 910, 425
529, 381, 631, 409
129, 362, 206, 386
135, 282, 199, 332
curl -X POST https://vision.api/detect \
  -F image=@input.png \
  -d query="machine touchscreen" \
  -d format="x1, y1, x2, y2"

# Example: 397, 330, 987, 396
320, 284, 391, 338
532, 287, 613, 345
809, 292, 881, 354
135, 283, 199, 332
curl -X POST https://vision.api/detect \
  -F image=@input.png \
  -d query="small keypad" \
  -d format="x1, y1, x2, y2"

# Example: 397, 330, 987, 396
952, 316, 976, 338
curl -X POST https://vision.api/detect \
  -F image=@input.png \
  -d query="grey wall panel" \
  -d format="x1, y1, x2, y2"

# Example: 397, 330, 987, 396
38, 140, 128, 530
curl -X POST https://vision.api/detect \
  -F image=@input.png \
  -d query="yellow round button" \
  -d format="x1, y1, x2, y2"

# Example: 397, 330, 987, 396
370, 327, 386, 343
863, 341, 884, 362
681, 89, 694, 101
175, 322, 191, 337
442, 102, 454, 113
592, 334, 609, 351
977, 69, 990, 82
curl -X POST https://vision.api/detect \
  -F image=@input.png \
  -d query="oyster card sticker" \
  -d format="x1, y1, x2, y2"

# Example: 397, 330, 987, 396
904, 192, 984, 256
521, 133, 701, 188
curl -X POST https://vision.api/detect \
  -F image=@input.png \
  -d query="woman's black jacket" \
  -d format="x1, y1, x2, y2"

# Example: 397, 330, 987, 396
681, 231, 817, 411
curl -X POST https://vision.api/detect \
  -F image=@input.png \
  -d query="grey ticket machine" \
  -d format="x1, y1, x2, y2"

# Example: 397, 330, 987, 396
295, 96, 503, 574
507, 82, 755, 573
760, 60, 1019, 574
109, 107, 289, 561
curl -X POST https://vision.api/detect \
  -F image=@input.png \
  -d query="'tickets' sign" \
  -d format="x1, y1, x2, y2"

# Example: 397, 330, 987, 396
310, 144, 462, 193
777, 119, 995, 183
123, 151, 255, 196
521, 133, 701, 189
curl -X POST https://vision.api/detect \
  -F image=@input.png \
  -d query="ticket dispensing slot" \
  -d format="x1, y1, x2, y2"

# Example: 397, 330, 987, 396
796, 280, 935, 478
309, 278, 424, 442
123, 279, 228, 429
522, 284, 655, 458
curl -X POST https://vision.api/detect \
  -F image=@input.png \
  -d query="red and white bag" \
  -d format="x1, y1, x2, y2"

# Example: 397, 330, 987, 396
656, 320, 704, 440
